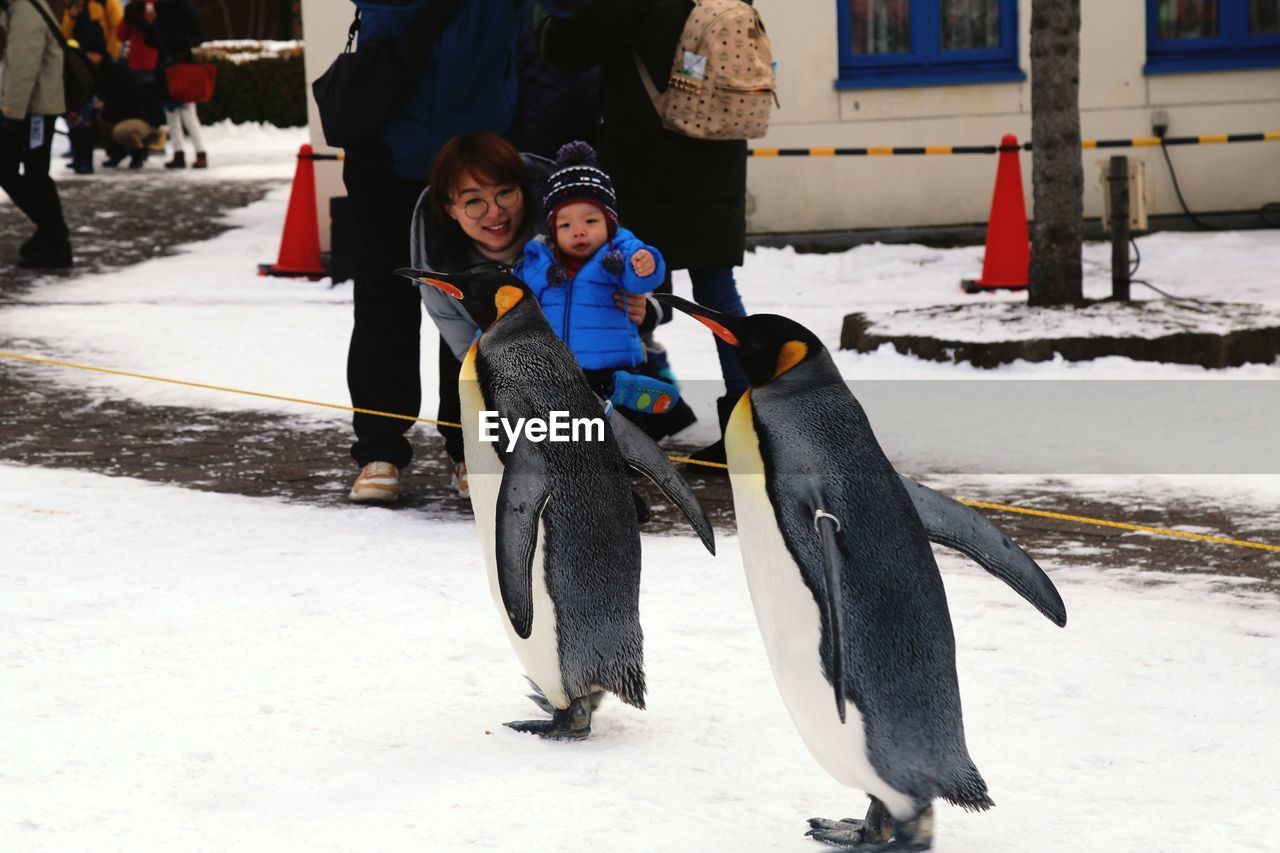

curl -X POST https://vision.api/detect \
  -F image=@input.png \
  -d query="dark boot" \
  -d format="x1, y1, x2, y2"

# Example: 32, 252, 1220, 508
128, 150, 148, 169
687, 394, 740, 469
192, 151, 208, 169
19, 231, 44, 260
17, 239, 73, 270
165, 151, 186, 169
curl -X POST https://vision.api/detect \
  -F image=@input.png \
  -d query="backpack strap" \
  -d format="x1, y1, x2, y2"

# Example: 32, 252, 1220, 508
21, 0, 73, 50
631, 49, 665, 111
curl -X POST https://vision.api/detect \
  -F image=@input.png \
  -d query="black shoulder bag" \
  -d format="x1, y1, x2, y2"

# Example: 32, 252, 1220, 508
24, 0, 97, 110
312, 0, 460, 150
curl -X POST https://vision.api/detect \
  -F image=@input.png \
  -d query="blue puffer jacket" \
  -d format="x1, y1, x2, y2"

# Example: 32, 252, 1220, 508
350, 0, 520, 180
520, 227, 666, 371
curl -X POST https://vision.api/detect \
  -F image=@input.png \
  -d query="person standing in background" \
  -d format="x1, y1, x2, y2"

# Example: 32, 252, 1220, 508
1, 0, 74, 269
61, 0, 123, 59
343, 0, 585, 504
148, 0, 206, 169
537, 0, 751, 464
118, 0, 166, 130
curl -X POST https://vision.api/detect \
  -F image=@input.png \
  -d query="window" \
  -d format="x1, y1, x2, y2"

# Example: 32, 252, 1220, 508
836, 0, 1024, 89
1146, 0, 1280, 74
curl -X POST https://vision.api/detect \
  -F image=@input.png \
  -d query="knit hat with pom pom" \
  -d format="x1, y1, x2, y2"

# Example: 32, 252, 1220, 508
542, 141, 619, 235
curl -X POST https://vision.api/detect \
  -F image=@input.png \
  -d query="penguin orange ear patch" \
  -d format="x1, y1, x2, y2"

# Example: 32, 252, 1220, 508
420, 277, 463, 299
774, 341, 808, 378
694, 315, 739, 346
495, 284, 524, 318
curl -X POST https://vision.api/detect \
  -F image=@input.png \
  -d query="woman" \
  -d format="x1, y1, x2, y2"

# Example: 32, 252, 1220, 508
148, 0, 207, 169
2, 0, 73, 269
409, 132, 552, 497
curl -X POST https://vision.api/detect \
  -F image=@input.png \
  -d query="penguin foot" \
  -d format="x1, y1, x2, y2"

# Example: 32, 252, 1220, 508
804, 818, 930, 850
806, 817, 870, 846
504, 694, 593, 740
806, 800, 930, 850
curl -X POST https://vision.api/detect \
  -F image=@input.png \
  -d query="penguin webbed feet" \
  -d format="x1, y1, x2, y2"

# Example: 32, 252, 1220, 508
504, 693, 597, 740
805, 800, 932, 851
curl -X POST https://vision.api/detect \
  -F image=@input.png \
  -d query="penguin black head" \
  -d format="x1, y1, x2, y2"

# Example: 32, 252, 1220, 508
396, 264, 534, 331
655, 295, 826, 387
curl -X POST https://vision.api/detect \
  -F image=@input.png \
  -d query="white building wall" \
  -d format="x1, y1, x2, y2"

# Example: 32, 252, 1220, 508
300, 0, 350, 254
748, 0, 1280, 234
297, 0, 1280, 243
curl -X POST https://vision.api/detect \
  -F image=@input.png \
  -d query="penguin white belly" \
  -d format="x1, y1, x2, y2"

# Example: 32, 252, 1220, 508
460, 348, 568, 709
725, 397, 913, 818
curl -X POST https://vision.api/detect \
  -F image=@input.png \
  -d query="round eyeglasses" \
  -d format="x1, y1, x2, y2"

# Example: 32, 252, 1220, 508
457, 186, 521, 221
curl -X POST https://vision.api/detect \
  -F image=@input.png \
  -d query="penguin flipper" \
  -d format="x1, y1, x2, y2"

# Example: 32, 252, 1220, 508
496, 444, 552, 639
812, 505, 848, 725
900, 476, 1067, 628
606, 408, 715, 554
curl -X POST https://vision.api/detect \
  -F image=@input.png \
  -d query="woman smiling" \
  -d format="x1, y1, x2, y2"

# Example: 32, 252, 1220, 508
409, 132, 552, 496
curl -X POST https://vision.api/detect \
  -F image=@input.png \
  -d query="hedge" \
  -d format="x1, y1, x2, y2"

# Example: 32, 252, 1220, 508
193, 44, 307, 128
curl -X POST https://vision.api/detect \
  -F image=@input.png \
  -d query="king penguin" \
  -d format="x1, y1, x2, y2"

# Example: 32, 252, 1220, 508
657, 295, 1066, 851
399, 265, 715, 739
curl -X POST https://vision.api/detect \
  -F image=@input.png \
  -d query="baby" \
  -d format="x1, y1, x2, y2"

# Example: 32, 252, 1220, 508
519, 141, 680, 415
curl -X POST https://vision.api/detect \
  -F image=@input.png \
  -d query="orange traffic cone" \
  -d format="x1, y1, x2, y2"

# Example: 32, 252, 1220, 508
259, 144, 326, 280
962, 133, 1029, 293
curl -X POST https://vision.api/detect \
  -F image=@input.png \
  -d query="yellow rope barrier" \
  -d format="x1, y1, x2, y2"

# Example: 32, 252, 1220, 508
957, 500, 1280, 553
3, 350, 1277, 553
0, 351, 460, 428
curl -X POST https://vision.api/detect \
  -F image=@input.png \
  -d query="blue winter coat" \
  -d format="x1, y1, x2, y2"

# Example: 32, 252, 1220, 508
349, 0, 519, 180
519, 227, 666, 371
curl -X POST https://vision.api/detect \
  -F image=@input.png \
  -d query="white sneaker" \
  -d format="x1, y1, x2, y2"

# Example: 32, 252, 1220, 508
349, 462, 400, 503
451, 462, 469, 498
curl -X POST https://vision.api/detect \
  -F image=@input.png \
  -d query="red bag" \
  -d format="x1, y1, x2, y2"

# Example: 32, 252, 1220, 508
165, 62, 218, 104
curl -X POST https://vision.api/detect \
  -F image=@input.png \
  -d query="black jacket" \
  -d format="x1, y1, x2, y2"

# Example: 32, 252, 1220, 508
536, 0, 747, 270
130, 0, 201, 64
96, 59, 147, 123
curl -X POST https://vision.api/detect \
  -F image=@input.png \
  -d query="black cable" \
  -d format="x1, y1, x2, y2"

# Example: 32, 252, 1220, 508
1159, 139, 1280, 229
1123, 135, 1278, 304
1159, 142, 1216, 230
1129, 278, 1212, 307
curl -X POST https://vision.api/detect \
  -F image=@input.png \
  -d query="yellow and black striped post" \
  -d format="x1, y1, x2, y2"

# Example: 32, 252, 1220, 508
748, 131, 1280, 157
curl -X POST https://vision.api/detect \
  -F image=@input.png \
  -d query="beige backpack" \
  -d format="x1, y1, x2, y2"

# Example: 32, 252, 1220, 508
633, 0, 777, 141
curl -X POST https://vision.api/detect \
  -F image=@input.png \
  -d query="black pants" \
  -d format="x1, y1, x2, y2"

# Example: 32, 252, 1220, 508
344, 159, 426, 469
0, 116, 69, 242
438, 341, 464, 464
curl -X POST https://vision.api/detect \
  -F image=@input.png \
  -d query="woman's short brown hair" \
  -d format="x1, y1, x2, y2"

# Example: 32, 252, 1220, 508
426, 132, 531, 270
429, 132, 530, 227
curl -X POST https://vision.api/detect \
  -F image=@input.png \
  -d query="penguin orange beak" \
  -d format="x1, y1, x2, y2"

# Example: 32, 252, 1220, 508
654, 294, 742, 346
422, 278, 464, 299
394, 267, 464, 299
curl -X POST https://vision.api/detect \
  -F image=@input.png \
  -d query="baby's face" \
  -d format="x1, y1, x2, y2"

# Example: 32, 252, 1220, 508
554, 202, 609, 261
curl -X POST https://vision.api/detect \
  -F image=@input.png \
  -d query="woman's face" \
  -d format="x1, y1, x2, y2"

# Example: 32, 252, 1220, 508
447, 169, 526, 261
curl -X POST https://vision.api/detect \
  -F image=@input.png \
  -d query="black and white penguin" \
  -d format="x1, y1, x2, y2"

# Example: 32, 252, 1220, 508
657, 295, 1066, 851
400, 266, 715, 739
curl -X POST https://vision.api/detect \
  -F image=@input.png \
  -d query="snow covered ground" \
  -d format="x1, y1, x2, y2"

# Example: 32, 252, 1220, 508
2, 121, 1278, 851
3, 465, 1278, 853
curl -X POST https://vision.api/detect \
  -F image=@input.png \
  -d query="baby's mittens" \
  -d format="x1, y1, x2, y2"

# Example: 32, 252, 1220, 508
601, 251, 626, 276
610, 370, 681, 415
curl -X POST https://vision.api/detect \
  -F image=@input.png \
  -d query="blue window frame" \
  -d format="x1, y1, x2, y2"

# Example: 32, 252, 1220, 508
836, 0, 1024, 90
1146, 0, 1280, 74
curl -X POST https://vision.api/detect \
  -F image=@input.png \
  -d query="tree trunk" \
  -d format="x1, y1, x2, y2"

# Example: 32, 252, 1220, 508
1029, 0, 1083, 306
